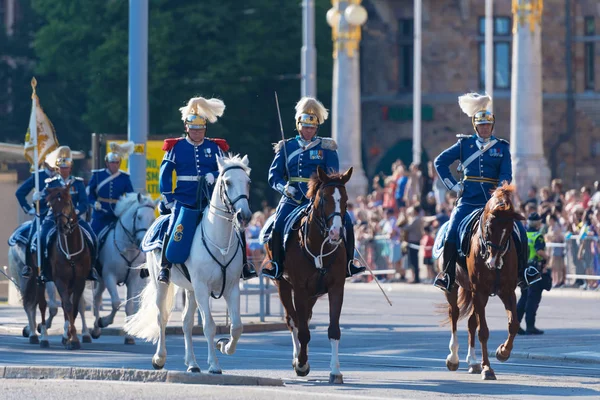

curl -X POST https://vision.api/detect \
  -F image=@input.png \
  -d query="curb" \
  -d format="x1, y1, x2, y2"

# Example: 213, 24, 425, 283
0, 365, 284, 386
511, 351, 600, 365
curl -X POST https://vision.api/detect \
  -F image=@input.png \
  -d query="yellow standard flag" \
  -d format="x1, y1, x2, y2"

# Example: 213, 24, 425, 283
23, 78, 59, 169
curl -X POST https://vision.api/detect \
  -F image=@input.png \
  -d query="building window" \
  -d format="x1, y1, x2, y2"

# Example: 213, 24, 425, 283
398, 18, 413, 91
584, 17, 595, 91
478, 17, 512, 90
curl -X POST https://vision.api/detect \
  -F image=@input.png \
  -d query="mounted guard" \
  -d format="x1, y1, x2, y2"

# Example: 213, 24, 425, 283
261, 96, 365, 280
432, 93, 541, 293
149, 96, 256, 284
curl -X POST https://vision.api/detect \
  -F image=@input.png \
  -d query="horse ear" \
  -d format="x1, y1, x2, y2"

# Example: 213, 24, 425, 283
137, 192, 143, 203
341, 167, 353, 184
317, 166, 329, 182
241, 154, 250, 167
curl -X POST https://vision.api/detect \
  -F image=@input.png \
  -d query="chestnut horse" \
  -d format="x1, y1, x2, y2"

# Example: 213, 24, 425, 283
443, 183, 525, 380
266, 166, 352, 384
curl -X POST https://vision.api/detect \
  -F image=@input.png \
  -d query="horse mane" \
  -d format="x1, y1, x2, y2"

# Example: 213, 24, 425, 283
489, 182, 516, 212
114, 192, 154, 217
307, 172, 345, 199
220, 153, 251, 175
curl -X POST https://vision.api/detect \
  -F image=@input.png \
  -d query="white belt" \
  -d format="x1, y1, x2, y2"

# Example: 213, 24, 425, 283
177, 175, 201, 182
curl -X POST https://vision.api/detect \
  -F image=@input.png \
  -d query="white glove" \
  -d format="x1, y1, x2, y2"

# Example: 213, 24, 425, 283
32, 191, 41, 202
94, 201, 102, 211
205, 173, 215, 185
27, 208, 36, 216
284, 183, 297, 198
451, 182, 464, 195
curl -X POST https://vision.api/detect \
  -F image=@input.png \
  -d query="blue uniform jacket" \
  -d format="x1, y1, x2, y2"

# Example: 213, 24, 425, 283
44, 175, 89, 217
160, 137, 224, 208
87, 169, 134, 216
15, 168, 53, 216
434, 134, 512, 206
268, 135, 339, 203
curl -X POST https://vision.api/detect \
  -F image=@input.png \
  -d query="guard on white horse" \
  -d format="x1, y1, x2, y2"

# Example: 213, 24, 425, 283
125, 153, 252, 374
91, 192, 157, 344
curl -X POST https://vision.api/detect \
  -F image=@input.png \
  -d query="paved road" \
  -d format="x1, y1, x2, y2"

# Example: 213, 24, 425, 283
1, 283, 599, 399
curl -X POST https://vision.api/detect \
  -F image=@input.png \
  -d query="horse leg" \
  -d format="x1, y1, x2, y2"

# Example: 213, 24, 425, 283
277, 280, 300, 366
445, 285, 460, 371
123, 279, 141, 345
151, 278, 172, 370
79, 290, 92, 344
194, 284, 221, 374
327, 286, 344, 384
37, 284, 50, 348
474, 293, 495, 380
24, 294, 39, 345
182, 289, 200, 372
495, 289, 519, 362
91, 278, 105, 339
292, 289, 311, 377
98, 275, 120, 329
466, 311, 481, 374
218, 284, 242, 356
66, 280, 85, 350
44, 282, 59, 331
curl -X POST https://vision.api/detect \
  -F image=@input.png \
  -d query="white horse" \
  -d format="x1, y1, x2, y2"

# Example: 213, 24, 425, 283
125, 154, 252, 373
8, 229, 92, 347
91, 192, 157, 345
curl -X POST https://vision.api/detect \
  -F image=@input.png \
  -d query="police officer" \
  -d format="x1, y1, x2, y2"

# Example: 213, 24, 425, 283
157, 96, 256, 284
262, 96, 366, 280
22, 146, 99, 281
87, 141, 135, 236
433, 93, 540, 292
517, 212, 547, 335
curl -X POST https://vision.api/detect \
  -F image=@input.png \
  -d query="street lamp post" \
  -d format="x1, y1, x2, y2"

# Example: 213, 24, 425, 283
327, 0, 368, 201
302, 0, 317, 97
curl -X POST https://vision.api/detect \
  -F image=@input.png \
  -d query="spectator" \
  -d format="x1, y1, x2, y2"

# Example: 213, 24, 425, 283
246, 211, 266, 269
394, 165, 409, 211
546, 214, 566, 288
421, 225, 435, 282
398, 206, 423, 283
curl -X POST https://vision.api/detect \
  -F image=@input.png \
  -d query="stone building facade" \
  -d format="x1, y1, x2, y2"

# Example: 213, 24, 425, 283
360, 0, 600, 189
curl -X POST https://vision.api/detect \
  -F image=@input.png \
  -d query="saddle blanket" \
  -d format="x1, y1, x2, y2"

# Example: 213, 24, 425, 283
259, 203, 310, 247
141, 214, 170, 252
97, 222, 117, 253
8, 221, 32, 247
31, 225, 96, 256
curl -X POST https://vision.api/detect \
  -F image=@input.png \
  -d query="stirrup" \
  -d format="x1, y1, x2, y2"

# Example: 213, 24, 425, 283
241, 263, 258, 280
87, 268, 99, 282
261, 261, 281, 280
433, 272, 451, 293
22, 266, 32, 278
158, 266, 171, 284
346, 259, 366, 277
524, 266, 542, 285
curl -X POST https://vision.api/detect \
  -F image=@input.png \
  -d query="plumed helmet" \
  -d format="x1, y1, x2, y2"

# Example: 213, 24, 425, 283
458, 92, 495, 132
46, 145, 72, 168
179, 97, 225, 130
294, 97, 328, 131
105, 141, 135, 163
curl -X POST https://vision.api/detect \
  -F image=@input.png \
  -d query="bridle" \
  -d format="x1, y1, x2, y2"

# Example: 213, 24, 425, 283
312, 181, 347, 238
209, 165, 250, 222
117, 203, 155, 245
50, 192, 76, 235
478, 203, 512, 261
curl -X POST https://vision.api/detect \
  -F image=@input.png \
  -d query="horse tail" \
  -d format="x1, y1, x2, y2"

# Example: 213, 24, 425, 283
456, 286, 473, 321
123, 258, 175, 343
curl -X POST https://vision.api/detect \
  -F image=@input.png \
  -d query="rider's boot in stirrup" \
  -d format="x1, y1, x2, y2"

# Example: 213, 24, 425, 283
262, 231, 284, 280
434, 241, 458, 293
158, 235, 172, 284
345, 228, 366, 277
239, 233, 257, 280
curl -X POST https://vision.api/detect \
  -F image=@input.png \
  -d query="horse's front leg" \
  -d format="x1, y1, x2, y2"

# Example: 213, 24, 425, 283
151, 276, 172, 370
277, 279, 300, 365
466, 312, 481, 373
327, 285, 344, 384
79, 288, 92, 343
37, 283, 50, 348
123, 276, 143, 345
23, 288, 39, 345
44, 282, 59, 330
98, 275, 120, 329
194, 284, 221, 374
292, 289, 311, 377
445, 284, 460, 371
218, 284, 242, 356
91, 278, 105, 339
182, 289, 200, 372
495, 288, 519, 363
474, 292, 495, 380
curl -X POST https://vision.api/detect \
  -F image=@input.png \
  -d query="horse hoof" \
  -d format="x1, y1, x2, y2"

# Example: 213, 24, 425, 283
91, 330, 101, 340
481, 369, 496, 380
468, 364, 482, 374
329, 373, 344, 384
495, 347, 510, 362
97, 318, 106, 329
40, 340, 49, 348
208, 368, 222, 375
22, 326, 30, 338
82, 335, 92, 344
445, 360, 459, 372
37, 323, 42, 334
67, 341, 81, 350
216, 338, 229, 354
152, 359, 165, 370
61, 337, 67, 346
293, 361, 310, 377
124, 337, 135, 345
29, 335, 39, 344
187, 366, 201, 373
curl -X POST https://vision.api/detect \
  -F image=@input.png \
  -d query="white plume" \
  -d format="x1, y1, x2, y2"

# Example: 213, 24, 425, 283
179, 97, 225, 123
109, 141, 135, 157
458, 93, 492, 117
294, 97, 328, 124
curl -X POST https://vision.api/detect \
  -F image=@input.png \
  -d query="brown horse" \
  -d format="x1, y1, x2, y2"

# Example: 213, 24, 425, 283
266, 166, 352, 384
443, 183, 525, 380
42, 185, 91, 349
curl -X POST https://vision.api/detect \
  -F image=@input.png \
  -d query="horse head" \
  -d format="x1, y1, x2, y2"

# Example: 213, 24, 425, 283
480, 183, 525, 270
46, 185, 76, 234
308, 166, 353, 243
114, 192, 157, 247
215, 154, 252, 228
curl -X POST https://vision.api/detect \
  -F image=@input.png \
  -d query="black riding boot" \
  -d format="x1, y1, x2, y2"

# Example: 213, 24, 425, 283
434, 241, 458, 293
517, 237, 541, 289
345, 227, 366, 277
86, 245, 99, 281
158, 235, 172, 284
239, 233, 257, 280
262, 231, 284, 280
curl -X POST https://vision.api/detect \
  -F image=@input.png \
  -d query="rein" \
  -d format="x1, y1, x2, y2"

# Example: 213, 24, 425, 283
52, 197, 85, 261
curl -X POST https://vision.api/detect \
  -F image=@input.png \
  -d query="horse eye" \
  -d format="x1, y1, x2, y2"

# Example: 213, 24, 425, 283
225, 180, 231, 186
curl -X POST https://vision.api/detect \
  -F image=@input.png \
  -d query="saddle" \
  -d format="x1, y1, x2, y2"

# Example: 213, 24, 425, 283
97, 221, 117, 253
259, 203, 310, 248
141, 214, 170, 252
8, 221, 33, 247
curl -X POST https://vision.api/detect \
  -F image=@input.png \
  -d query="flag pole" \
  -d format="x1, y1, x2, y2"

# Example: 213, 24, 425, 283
30, 77, 42, 277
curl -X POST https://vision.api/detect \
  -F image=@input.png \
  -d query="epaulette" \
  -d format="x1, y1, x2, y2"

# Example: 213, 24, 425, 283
496, 138, 510, 145
91, 168, 104, 173
119, 170, 130, 175
272, 138, 293, 153
207, 138, 230, 152
456, 134, 472, 139
73, 177, 84, 181
320, 137, 338, 151
162, 137, 185, 151
45, 176, 59, 184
